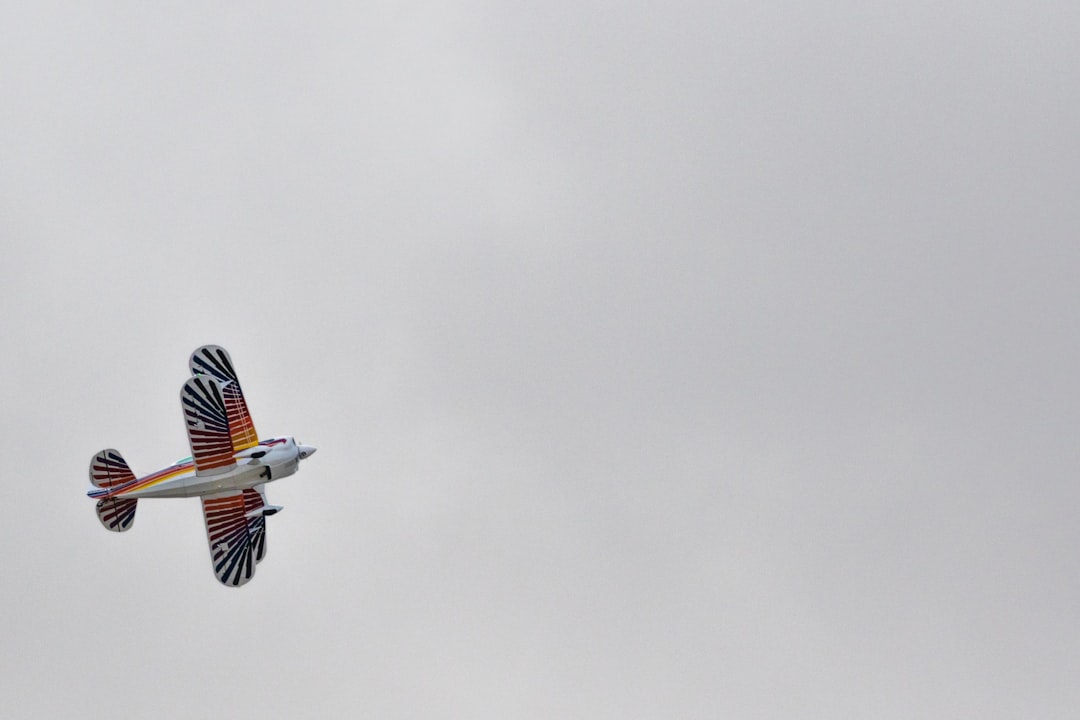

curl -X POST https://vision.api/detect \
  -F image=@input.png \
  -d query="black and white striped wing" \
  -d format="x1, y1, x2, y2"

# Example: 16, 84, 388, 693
201, 489, 268, 587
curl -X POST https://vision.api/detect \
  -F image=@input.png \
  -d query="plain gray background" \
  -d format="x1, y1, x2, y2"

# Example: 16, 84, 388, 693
2, 2, 1079, 717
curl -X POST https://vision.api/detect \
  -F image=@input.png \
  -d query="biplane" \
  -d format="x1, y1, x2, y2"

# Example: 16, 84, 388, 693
87, 345, 316, 586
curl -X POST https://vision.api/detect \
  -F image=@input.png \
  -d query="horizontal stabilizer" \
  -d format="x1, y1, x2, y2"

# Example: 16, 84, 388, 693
89, 449, 136, 489
96, 497, 137, 532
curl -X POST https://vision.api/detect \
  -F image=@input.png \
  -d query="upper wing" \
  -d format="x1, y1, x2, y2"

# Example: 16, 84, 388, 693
181, 375, 235, 475
201, 488, 267, 587
189, 345, 259, 451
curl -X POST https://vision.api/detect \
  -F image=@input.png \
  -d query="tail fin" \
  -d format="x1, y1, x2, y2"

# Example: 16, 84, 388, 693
89, 449, 138, 532
89, 449, 135, 489
96, 497, 137, 532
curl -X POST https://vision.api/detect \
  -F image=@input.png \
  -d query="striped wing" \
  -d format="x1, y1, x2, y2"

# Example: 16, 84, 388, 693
181, 375, 235, 475
189, 345, 259, 451
202, 488, 268, 587
248, 486, 269, 564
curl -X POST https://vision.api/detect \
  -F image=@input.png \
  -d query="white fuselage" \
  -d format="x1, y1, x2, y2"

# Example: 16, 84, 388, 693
104, 437, 307, 500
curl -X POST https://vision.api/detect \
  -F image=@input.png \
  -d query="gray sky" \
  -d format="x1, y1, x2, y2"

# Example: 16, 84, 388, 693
2, 2, 1079, 717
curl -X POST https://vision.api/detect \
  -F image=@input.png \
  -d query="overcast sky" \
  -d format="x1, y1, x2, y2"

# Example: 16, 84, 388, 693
2, 2, 1079, 718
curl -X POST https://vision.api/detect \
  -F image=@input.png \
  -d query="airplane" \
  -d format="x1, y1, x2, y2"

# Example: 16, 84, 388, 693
87, 345, 316, 587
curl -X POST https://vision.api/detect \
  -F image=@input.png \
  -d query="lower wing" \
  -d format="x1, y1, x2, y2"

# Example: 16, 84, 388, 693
200, 487, 269, 587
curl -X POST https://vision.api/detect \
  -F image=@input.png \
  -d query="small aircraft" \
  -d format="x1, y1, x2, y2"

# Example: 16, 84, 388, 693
87, 345, 316, 586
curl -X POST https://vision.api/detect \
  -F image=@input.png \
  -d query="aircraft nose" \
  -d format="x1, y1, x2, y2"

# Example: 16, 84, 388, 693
298, 445, 317, 460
